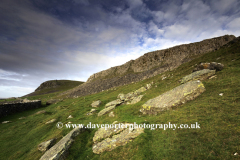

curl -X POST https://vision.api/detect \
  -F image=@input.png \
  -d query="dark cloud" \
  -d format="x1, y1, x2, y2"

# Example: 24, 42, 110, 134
0, 0, 239, 98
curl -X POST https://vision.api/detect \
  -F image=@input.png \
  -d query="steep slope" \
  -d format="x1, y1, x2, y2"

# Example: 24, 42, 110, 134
60, 35, 236, 98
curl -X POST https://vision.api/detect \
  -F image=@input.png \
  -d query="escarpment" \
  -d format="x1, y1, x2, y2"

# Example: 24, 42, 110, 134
87, 35, 235, 83
61, 35, 236, 98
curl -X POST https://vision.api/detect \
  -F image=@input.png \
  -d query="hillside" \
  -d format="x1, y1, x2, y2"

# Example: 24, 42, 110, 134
24, 80, 84, 97
0, 35, 239, 159
59, 35, 236, 99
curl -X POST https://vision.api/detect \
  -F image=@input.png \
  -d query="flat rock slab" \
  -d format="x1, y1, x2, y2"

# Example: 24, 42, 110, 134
140, 80, 205, 115
127, 95, 144, 105
40, 126, 85, 160
181, 69, 215, 84
98, 105, 115, 116
92, 123, 144, 154
105, 99, 122, 108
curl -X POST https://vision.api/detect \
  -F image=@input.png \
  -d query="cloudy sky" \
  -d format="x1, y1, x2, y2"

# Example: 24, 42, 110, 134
0, 0, 240, 98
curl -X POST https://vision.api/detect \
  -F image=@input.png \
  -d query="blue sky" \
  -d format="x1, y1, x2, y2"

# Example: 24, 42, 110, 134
0, 0, 240, 98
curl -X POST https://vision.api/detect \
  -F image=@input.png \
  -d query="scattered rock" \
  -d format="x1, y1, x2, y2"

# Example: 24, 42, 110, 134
45, 119, 56, 124
219, 93, 223, 96
92, 122, 144, 154
127, 95, 144, 105
134, 87, 147, 95
38, 138, 56, 152
2, 121, 11, 124
193, 62, 224, 72
91, 100, 102, 108
40, 126, 86, 160
109, 111, 115, 117
34, 110, 46, 115
98, 105, 116, 117
162, 77, 167, 80
67, 115, 73, 119
140, 80, 205, 115
86, 109, 97, 116
209, 75, 217, 79
105, 99, 122, 108
234, 152, 239, 156
181, 69, 215, 84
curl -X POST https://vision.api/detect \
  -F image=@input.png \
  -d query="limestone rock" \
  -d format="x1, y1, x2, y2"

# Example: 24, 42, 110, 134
92, 123, 144, 154
2, 121, 11, 124
86, 109, 97, 116
40, 126, 85, 160
193, 62, 224, 72
45, 119, 56, 124
105, 99, 122, 108
117, 93, 126, 101
67, 115, 73, 119
98, 105, 116, 117
140, 80, 205, 115
146, 83, 152, 90
127, 95, 144, 105
34, 110, 46, 115
181, 69, 215, 84
38, 138, 56, 152
109, 111, 115, 117
134, 87, 147, 95
91, 100, 101, 108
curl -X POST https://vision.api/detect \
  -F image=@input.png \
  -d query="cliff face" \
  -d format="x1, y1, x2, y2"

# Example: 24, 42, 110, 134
87, 35, 235, 83
61, 35, 236, 98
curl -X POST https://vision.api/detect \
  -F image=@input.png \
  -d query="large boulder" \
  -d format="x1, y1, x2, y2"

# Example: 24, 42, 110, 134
180, 69, 215, 84
91, 100, 101, 108
98, 105, 116, 116
40, 126, 85, 160
140, 80, 205, 115
92, 123, 144, 154
38, 138, 56, 152
193, 62, 224, 72
105, 99, 122, 108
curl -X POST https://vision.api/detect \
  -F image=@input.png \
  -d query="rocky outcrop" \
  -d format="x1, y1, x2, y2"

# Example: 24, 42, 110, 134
98, 83, 151, 116
140, 80, 205, 115
35, 80, 61, 91
92, 122, 144, 154
87, 35, 235, 83
38, 138, 56, 152
193, 62, 224, 72
60, 35, 235, 98
180, 69, 215, 84
98, 105, 116, 116
40, 126, 86, 160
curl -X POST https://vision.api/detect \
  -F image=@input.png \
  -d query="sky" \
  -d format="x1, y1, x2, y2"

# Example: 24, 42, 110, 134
0, 0, 240, 98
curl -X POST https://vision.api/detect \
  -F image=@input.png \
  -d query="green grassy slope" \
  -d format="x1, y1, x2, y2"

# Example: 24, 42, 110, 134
24, 80, 84, 97
0, 39, 239, 160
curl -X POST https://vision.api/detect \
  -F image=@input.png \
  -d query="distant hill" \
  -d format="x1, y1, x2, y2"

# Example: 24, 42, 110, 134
24, 80, 84, 97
